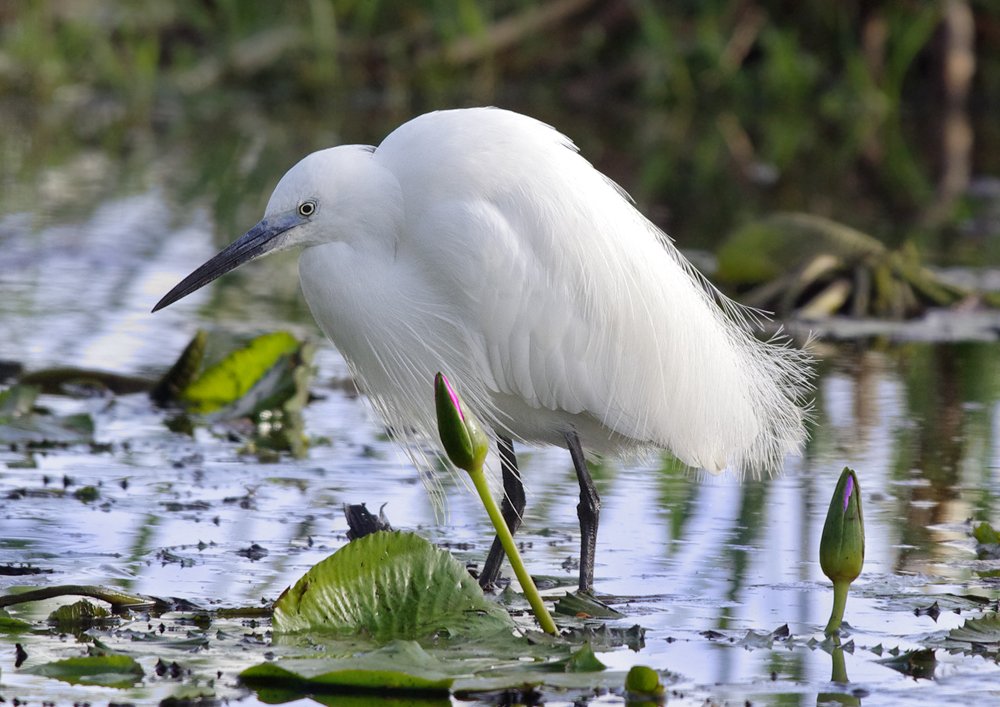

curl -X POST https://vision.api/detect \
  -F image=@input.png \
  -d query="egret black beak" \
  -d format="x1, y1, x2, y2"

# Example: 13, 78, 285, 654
152, 210, 305, 312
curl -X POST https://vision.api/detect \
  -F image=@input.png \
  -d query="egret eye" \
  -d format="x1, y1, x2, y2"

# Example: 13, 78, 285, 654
298, 200, 317, 217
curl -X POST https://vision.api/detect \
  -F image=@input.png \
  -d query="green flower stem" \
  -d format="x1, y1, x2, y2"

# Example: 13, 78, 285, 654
825, 578, 850, 635
467, 466, 557, 635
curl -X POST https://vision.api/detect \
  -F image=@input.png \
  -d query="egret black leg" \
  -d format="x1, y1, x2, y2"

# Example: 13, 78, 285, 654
478, 435, 525, 590
565, 430, 599, 594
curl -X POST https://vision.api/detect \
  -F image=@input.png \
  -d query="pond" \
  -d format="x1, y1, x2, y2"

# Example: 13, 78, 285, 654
4, 131, 1000, 705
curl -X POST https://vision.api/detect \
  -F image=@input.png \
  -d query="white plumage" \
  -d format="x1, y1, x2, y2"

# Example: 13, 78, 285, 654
155, 107, 811, 590
288, 108, 809, 476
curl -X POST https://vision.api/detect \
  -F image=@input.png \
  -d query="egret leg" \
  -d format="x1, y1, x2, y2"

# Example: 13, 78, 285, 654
478, 435, 525, 590
565, 429, 600, 594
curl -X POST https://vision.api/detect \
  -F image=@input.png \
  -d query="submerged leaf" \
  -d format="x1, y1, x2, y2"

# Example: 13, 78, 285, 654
273, 531, 514, 641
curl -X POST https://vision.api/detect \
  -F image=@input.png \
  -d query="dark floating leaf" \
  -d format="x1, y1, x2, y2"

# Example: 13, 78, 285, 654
558, 623, 646, 652
345, 502, 393, 541
237, 543, 270, 561
876, 648, 937, 679
700, 630, 726, 641
553, 592, 623, 619
0, 564, 52, 576
18, 368, 153, 396
915, 601, 941, 621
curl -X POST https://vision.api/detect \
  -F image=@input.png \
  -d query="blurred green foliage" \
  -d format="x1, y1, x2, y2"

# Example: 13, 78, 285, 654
2, 1, 999, 255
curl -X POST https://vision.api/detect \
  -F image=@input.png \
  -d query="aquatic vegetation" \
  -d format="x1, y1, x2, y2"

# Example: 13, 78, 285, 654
716, 213, 993, 318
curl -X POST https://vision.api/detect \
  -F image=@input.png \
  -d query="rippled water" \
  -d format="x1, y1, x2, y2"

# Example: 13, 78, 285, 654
4, 189, 1000, 705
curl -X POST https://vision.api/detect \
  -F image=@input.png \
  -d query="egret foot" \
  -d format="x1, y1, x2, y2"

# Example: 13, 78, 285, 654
566, 429, 600, 594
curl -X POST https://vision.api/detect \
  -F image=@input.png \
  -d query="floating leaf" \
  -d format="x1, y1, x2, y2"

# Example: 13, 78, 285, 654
150, 329, 207, 406
559, 642, 606, 673
0, 384, 39, 417
0, 406, 94, 446
948, 613, 1000, 644
273, 531, 514, 641
554, 592, 624, 619
18, 368, 152, 396
48, 599, 111, 628
25, 654, 144, 688
0, 610, 32, 633
876, 648, 936, 679
240, 640, 455, 694
181, 331, 301, 415
973, 522, 1000, 545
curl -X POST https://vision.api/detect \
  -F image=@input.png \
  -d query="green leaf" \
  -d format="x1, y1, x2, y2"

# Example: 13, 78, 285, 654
48, 599, 111, 627
876, 648, 936, 679
948, 613, 1000, 644
181, 331, 301, 415
560, 642, 606, 673
0, 410, 94, 445
150, 329, 207, 406
25, 654, 144, 688
973, 522, 1000, 546
0, 384, 40, 417
553, 592, 624, 619
0, 610, 32, 633
273, 531, 514, 641
240, 640, 455, 695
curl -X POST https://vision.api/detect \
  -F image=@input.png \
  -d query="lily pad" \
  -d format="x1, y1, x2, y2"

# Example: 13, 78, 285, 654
24, 654, 144, 688
273, 531, 514, 641
947, 613, 1000, 645
240, 640, 455, 694
0, 384, 95, 445
180, 331, 306, 415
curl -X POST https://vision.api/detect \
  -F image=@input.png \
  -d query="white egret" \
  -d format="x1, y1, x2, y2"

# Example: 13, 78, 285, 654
154, 107, 811, 594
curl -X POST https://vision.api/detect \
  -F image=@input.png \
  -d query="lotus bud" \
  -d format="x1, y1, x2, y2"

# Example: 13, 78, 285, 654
434, 372, 488, 473
820, 467, 865, 634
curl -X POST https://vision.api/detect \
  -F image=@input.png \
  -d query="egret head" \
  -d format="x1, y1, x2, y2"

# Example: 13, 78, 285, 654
152, 145, 401, 313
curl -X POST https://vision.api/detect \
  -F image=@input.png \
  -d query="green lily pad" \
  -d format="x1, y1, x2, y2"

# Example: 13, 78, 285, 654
273, 531, 514, 641
240, 640, 455, 695
181, 331, 302, 415
0, 384, 94, 447
25, 654, 144, 688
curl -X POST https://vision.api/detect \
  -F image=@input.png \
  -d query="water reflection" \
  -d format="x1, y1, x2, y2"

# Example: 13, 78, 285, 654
4, 192, 1000, 705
